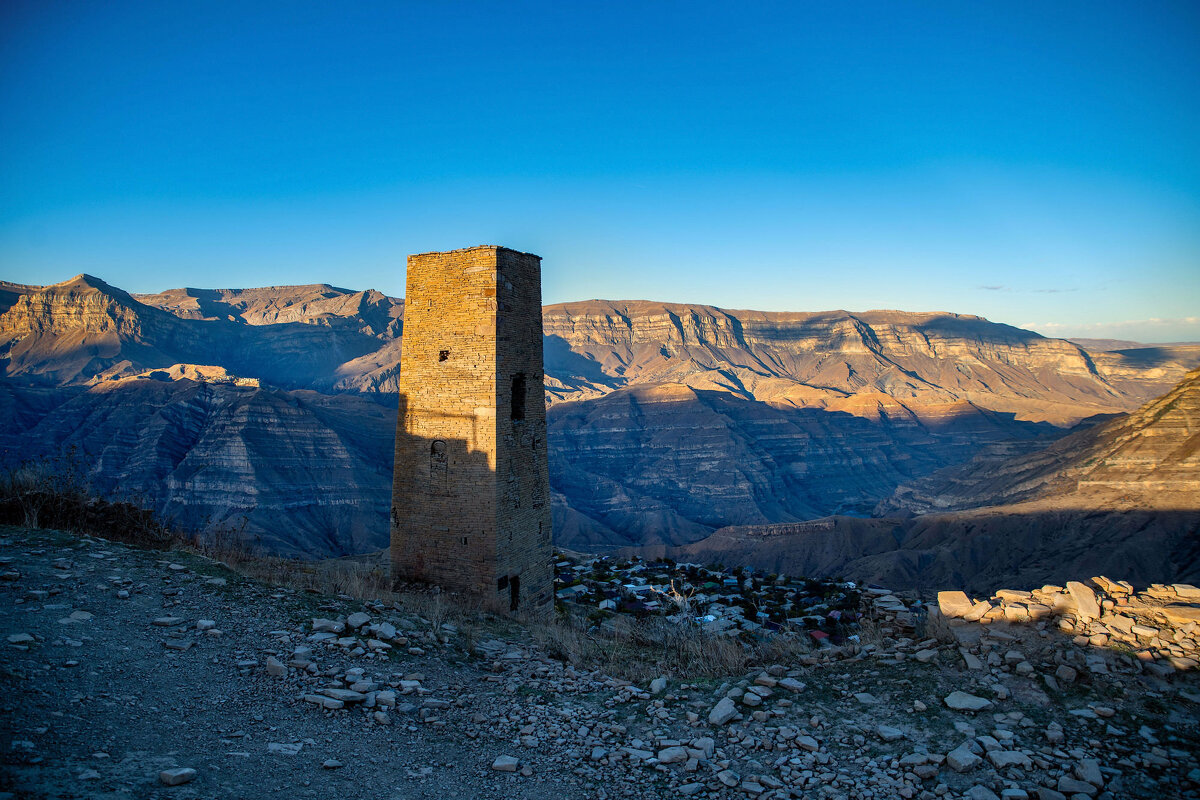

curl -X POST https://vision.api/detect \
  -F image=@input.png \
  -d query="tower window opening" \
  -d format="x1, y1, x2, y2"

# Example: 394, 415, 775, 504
511, 372, 526, 421
438, 349, 450, 362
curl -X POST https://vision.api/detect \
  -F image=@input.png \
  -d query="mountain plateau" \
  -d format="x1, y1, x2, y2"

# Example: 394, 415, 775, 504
3, 275, 1197, 566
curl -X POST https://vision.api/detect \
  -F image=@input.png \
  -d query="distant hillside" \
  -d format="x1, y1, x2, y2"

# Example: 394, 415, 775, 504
881, 366, 1200, 514
3, 275, 1199, 558
0, 275, 400, 393
0, 378, 393, 558
1069, 337, 1200, 352
670, 368, 1200, 591
541, 300, 1200, 549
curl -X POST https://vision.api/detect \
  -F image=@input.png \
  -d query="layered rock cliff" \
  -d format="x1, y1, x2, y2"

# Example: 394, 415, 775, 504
0, 276, 393, 392
134, 284, 404, 337
671, 369, 1200, 591
4, 275, 1198, 560
1, 378, 394, 557
542, 301, 1196, 424
881, 367, 1200, 513
542, 301, 1199, 549
547, 382, 1059, 551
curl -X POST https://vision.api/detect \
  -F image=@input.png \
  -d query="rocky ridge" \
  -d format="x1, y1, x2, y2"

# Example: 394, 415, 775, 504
4, 275, 1200, 561
0, 276, 395, 393
881, 368, 1200, 514
666, 368, 1200, 592
541, 301, 1200, 422
2, 527, 1199, 799
0, 378, 394, 558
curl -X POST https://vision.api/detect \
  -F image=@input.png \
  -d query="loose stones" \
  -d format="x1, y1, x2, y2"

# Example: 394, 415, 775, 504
944, 691, 992, 711
159, 767, 197, 786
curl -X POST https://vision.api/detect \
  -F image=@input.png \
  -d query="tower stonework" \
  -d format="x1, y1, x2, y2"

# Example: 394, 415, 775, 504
390, 246, 552, 614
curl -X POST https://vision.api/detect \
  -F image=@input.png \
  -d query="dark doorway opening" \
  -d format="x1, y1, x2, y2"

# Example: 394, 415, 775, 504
509, 575, 520, 611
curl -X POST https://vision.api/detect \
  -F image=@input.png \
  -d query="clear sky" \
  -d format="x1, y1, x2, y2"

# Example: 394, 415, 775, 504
2, 1, 1198, 342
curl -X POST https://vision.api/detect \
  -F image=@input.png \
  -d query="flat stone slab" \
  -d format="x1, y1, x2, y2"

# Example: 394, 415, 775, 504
159, 767, 196, 786
1066, 581, 1100, 620
491, 755, 519, 772
938, 591, 973, 618
1161, 604, 1200, 625
946, 744, 982, 772
708, 696, 738, 725
944, 691, 992, 711
877, 725, 905, 742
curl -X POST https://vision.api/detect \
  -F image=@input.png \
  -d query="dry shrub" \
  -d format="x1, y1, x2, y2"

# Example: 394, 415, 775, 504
195, 544, 395, 600
0, 456, 180, 548
856, 611, 885, 648
195, 542, 481, 642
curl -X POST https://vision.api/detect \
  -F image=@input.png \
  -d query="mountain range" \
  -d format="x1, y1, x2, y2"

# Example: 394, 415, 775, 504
668, 366, 1200, 591
2, 274, 1197, 584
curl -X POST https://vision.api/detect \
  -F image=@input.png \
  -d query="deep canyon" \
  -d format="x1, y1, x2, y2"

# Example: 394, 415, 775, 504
3, 274, 1197, 588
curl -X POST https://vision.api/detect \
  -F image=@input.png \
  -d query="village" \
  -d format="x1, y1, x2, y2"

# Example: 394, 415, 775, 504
550, 552, 872, 646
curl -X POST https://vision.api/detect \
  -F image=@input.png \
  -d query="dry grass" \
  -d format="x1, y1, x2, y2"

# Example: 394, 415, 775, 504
4, 464, 825, 682
191, 540, 485, 642
528, 612, 815, 682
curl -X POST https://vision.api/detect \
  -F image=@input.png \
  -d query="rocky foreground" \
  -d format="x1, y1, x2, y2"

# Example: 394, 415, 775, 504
2, 527, 1198, 799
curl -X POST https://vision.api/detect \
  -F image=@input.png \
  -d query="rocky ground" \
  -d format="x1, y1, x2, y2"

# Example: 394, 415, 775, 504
2, 526, 1198, 799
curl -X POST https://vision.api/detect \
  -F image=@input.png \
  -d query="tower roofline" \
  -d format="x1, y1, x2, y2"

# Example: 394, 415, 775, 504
409, 245, 542, 260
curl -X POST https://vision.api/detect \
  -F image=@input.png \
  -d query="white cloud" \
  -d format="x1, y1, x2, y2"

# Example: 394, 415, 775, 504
1023, 317, 1200, 343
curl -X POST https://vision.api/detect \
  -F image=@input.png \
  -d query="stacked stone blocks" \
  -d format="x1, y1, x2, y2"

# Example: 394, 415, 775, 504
390, 246, 552, 613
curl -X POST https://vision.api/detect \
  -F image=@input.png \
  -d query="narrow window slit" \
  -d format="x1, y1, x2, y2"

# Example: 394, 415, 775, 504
511, 372, 526, 421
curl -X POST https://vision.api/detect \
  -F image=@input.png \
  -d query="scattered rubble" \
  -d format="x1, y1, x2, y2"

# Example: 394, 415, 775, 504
1, 528, 1198, 799
937, 578, 1200, 680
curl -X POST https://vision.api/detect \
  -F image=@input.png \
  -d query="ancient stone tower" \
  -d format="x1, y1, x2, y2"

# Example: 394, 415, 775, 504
390, 246, 552, 613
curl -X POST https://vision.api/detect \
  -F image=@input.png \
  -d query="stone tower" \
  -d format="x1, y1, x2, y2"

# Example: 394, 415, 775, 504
390, 246, 552, 614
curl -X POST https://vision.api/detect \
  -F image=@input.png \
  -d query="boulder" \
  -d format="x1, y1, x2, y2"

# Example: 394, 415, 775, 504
944, 691, 992, 711
159, 768, 197, 786
938, 591, 973, 618
491, 755, 519, 772
708, 697, 738, 726
1066, 581, 1101, 620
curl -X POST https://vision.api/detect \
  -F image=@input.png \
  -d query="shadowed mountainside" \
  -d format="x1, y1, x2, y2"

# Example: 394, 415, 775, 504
668, 368, 1200, 591
0, 377, 394, 557
2, 275, 1198, 559
880, 366, 1200, 514
548, 384, 1061, 551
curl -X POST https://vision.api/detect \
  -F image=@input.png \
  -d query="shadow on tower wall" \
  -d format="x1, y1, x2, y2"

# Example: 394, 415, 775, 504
390, 395, 552, 614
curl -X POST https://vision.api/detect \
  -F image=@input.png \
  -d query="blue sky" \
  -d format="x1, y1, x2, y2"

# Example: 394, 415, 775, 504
2, 1, 1198, 342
